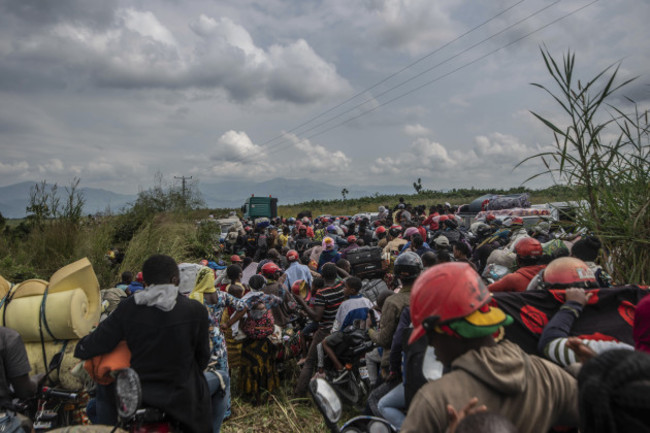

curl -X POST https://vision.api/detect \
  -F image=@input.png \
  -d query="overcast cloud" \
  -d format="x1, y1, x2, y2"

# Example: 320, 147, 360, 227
0, 0, 648, 194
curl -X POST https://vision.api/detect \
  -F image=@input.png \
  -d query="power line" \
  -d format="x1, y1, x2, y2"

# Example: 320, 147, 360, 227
252, 0, 528, 150
252, 0, 561, 157
305, 0, 600, 141
233, 0, 598, 165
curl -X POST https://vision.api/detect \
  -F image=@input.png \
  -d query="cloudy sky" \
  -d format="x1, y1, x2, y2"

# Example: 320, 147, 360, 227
1, 0, 648, 194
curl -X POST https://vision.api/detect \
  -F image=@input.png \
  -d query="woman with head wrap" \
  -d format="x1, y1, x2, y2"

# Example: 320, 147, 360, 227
317, 237, 341, 271
238, 291, 283, 404
189, 266, 217, 304
202, 284, 247, 433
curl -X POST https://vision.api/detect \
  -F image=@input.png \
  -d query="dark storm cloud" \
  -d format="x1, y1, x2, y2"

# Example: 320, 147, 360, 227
1, 0, 117, 28
611, 81, 650, 104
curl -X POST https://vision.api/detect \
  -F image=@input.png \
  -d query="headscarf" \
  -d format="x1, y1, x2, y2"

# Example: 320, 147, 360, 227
322, 237, 336, 251
189, 266, 216, 304
634, 295, 650, 354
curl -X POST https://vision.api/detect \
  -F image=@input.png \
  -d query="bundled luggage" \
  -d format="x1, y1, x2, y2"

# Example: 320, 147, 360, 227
347, 246, 383, 279
486, 193, 531, 211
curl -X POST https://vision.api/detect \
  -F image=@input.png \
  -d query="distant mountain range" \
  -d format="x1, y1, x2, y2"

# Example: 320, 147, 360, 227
0, 178, 412, 218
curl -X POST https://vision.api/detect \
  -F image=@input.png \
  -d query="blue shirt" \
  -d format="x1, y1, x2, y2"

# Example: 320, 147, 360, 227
284, 262, 313, 291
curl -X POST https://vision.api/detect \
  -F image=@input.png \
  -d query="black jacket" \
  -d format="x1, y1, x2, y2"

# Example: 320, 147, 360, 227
75, 295, 211, 433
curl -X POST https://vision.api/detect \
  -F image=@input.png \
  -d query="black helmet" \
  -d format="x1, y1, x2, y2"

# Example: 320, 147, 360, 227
394, 251, 423, 281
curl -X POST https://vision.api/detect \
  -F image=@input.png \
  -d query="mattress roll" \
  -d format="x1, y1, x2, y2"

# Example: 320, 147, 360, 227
25, 340, 85, 391
2, 288, 93, 342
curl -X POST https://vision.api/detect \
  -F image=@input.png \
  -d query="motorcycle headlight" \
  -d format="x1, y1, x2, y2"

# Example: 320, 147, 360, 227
115, 368, 142, 419
309, 378, 342, 424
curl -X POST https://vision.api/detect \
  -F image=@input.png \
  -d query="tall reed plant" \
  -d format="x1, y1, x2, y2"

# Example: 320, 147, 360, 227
518, 48, 650, 284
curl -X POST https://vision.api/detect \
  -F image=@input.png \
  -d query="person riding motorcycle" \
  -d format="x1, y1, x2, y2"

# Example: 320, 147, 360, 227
0, 326, 40, 432
74, 254, 212, 433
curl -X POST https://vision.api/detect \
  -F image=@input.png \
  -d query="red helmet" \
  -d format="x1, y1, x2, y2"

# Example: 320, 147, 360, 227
515, 237, 543, 258
347, 235, 357, 243
291, 279, 307, 297
286, 250, 299, 262
230, 255, 242, 263
375, 226, 386, 234
409, 262, 490, 344
542, 257, 598, 289
261, 262, 282, 277
136, 271, 144, 283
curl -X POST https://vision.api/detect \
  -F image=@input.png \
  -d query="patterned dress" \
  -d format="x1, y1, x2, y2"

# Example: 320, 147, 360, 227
206, 291, 246, 371
239, 293, 282, 401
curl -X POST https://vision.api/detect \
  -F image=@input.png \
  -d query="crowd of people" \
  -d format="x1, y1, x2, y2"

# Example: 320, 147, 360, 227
2, 198, 649, 433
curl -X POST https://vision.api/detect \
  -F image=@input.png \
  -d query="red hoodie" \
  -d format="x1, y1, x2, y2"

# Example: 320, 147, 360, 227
423, 212, 440, 231
488, 264, 546, 293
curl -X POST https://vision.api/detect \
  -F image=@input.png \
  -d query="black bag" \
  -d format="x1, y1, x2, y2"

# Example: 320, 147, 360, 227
347, 246, 383, 279
360, 279, 391, 303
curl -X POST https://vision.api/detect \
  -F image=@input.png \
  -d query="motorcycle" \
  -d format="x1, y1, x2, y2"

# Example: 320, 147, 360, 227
310, 378, 397, 433
322, 325, 374, 408
13, 352, 86, 431
114, 368, 178, 433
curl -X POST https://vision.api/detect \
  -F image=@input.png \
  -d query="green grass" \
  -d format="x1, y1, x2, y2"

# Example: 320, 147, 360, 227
222, 361, 331, 433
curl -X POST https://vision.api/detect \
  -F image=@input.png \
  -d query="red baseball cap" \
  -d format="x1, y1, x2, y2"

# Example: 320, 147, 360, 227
514, 238, 543, 258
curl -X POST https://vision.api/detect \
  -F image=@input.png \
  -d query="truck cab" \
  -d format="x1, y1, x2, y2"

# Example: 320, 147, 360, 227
242, 195, 278, 220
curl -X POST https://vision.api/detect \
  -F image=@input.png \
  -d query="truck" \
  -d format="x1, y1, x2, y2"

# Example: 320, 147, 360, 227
242, 195, 278, 220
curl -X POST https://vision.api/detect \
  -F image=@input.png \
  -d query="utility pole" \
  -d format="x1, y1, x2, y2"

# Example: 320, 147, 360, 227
174, 175, 192, 198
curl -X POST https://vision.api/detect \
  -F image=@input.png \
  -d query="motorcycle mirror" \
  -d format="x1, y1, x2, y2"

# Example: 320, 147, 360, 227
115, 368, 142, 420
309, 378, 342, 425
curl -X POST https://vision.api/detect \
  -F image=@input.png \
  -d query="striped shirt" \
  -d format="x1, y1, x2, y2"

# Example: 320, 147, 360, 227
544, 337, 633, 366
313, 281, 345, 330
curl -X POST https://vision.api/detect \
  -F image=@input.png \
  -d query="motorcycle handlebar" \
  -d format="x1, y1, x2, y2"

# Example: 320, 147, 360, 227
351, 340, 375, 356
42, 387, 78, 400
